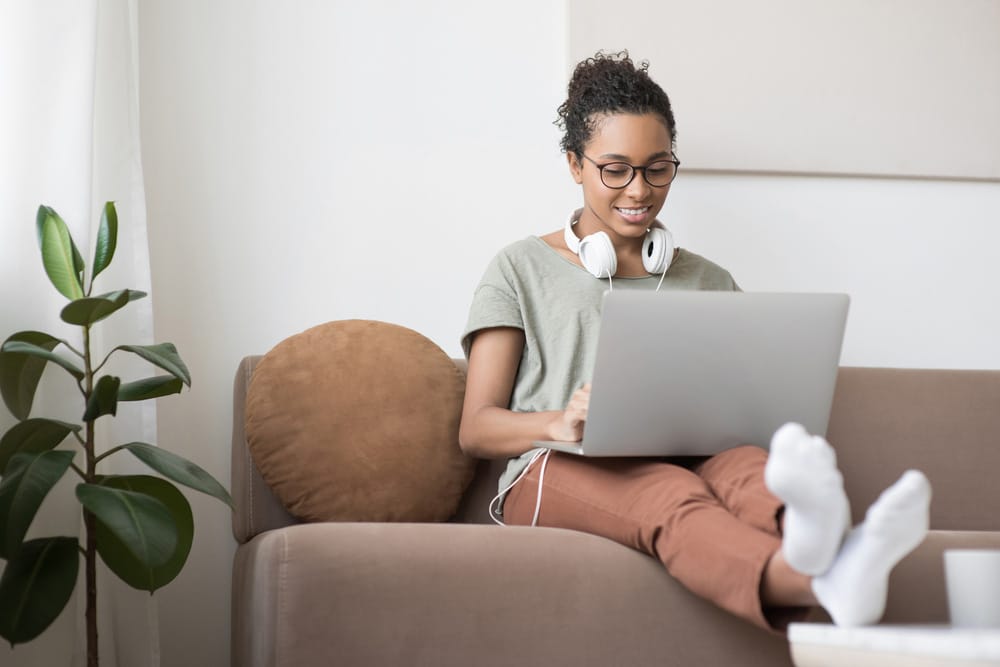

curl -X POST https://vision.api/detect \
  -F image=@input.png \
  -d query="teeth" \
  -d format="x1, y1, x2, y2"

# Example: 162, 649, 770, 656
618, 207, 649, 215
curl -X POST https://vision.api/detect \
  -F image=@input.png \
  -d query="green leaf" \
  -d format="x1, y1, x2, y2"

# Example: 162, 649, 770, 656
35, 206, 84, 301
61, 293, 127, 326
0, 537, 79, 646
113, 344, 191, 386
75, 483, 176, 569
1, 341, 84, 382
60, 290, 145, 326
118, 376, 183, 402
96, 475, 193, 592
93, 202, 118, 280
112, 289, 146, 304
0, 418, 80, 474
0, 451, 76, 560
82, 375, 120, 422
122, 443, 233, 508
71, 237, 85, 292
0, 332, 63, 419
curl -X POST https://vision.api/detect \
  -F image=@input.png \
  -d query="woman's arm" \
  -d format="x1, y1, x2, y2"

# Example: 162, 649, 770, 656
459, 326, 590, 459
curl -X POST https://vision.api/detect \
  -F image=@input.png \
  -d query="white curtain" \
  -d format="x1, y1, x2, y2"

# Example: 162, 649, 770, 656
0, 0, 159, 665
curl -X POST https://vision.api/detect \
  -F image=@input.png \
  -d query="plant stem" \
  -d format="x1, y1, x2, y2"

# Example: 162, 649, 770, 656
62, 339, 85, 358
83, 324, 99, 667
93, 443, 128, 465
85, 509, 98, 667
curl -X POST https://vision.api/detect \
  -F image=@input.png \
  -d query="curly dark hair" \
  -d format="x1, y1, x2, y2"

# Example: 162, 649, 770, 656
556, 50, 676, 157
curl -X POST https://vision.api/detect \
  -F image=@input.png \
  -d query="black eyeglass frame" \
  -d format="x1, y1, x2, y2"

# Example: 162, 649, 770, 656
580, 153, 681, 189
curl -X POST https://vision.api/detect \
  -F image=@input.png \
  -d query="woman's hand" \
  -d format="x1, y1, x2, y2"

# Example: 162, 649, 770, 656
461, 328, 593, 457
549, 383, 591, 442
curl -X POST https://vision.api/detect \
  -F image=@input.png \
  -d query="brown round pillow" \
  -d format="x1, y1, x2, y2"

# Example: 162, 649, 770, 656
244, 320, 475, 522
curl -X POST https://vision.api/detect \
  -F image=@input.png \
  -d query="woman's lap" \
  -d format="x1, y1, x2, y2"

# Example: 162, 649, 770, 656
502, 446, 787, 629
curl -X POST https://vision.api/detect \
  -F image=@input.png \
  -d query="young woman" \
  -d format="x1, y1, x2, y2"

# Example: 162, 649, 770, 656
459, 51, 931, 632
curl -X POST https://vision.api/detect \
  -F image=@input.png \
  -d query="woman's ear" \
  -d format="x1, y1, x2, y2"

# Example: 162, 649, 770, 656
567, 152, 584, 184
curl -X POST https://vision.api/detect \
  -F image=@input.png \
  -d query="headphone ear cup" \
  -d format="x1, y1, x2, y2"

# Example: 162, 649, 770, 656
578, 231, 617, 278
642, 227, 674, 274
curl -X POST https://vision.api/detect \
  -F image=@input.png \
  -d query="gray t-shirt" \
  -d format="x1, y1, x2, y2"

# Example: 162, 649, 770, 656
462, 235, 740, 497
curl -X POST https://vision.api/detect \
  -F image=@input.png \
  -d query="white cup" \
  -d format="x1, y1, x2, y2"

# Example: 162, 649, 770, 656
945, 549, 1000, 628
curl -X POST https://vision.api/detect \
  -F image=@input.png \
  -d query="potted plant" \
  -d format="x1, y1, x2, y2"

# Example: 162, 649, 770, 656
0, 203, 232, 666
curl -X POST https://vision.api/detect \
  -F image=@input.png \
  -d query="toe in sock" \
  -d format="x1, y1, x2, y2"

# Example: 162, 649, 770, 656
765, 422, 850, 576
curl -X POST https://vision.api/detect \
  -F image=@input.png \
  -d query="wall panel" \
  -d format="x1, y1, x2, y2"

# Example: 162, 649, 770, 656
569, 0, 1000, 180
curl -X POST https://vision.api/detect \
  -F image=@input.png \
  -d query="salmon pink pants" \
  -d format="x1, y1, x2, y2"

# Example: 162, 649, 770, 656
503, 445, 805, 630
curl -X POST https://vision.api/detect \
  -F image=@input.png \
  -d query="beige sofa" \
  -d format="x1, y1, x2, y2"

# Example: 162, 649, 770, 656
231, 354, 1000, 667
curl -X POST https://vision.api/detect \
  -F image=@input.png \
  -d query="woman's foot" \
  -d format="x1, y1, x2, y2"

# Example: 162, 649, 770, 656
812, 470, 932, 626
765, 423, 851, 576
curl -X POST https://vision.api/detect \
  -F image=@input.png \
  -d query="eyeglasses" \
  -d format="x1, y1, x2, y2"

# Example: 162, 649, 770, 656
580, 153, 681, 189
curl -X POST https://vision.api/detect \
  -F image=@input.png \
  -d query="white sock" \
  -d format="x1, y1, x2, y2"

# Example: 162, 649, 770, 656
765, 422, 850, 576
812, 470, 932, 627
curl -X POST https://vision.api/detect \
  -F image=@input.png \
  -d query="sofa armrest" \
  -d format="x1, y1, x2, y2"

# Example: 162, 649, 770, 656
800, 529, 1000, 626
232, 523, 792, 667
232, 355, 297, 543
883, 530, 1000, 624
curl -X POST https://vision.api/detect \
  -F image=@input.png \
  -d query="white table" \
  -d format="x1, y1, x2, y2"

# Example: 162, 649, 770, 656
789, 623, 1000, 666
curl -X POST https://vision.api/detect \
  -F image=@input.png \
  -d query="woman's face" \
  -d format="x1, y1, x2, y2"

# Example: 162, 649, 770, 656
568, 112, 674, 245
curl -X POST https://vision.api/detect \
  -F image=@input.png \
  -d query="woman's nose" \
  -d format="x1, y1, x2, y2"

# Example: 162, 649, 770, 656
625, 169, 652, 198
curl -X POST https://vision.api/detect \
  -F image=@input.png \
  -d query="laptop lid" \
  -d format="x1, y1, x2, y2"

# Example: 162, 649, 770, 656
535, 291, 849, 456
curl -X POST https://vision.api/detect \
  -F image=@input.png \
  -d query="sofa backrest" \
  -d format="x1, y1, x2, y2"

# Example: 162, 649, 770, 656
825, 366, 1000, 530
233, 358, 1000, 543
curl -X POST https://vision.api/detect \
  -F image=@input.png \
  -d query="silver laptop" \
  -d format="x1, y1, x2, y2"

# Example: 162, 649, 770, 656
534, 291, 850, 456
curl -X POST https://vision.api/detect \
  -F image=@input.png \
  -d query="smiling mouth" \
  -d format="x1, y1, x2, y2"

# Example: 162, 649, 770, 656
616, 206, 650, 216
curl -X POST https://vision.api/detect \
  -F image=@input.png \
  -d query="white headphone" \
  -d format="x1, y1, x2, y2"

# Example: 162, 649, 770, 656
563, 209, 674, 279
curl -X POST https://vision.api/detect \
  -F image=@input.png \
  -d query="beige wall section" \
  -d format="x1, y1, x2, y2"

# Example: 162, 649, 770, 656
569, 0, 1000, 181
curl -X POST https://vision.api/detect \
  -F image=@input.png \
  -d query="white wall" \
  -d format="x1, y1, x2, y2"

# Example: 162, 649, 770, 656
138, 1, 571, 665
138, 1, 1000, 665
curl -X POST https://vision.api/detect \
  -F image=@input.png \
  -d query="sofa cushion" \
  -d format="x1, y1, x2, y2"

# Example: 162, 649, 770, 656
244, 319, 475, 522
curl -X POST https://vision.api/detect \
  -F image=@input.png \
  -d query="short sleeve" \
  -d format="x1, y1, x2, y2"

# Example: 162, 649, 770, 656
461, 253, 524, 358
